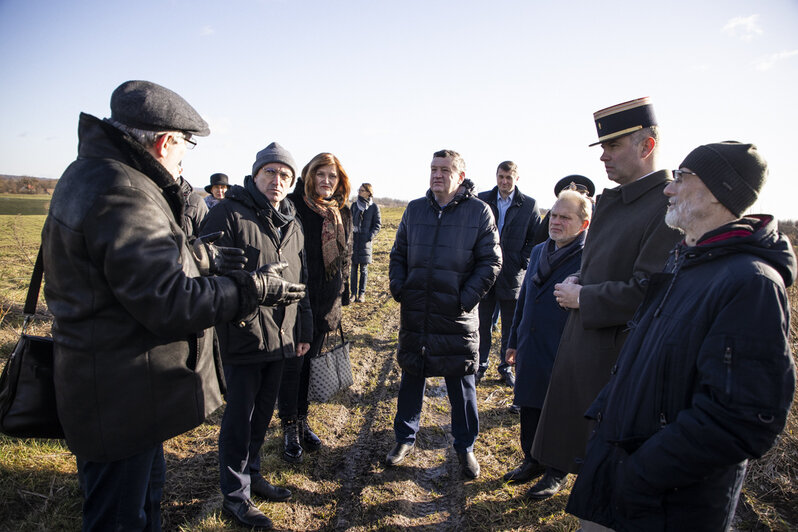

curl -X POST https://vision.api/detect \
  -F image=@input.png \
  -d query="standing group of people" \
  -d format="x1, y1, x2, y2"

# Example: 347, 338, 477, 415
384, 97, 796, 532
38, 79, 795, 532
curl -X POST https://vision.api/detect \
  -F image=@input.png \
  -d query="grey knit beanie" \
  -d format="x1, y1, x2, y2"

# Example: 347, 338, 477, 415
252, 142, 297, 181
679, 141, 767, 217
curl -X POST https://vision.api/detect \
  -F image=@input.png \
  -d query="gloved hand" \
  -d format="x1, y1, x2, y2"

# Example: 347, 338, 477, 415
252, 262, 306, 306
192, 231, 247, 276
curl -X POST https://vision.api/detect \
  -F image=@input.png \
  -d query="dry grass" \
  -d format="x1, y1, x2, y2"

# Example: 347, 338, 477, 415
0, 203, 797, 531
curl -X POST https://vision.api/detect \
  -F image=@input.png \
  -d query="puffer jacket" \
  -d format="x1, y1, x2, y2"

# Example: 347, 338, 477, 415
567, 215, 797, 531
42, 113, 241, 462
288, 179, 352, 335
350, 199, 382, 265
200, 181, 312, 364
177, 174, 208, 238
389, 180, 502, 377
477, 186, 540, 300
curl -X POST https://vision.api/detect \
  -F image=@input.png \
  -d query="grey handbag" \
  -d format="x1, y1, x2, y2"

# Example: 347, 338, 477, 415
308, 325, 353, 402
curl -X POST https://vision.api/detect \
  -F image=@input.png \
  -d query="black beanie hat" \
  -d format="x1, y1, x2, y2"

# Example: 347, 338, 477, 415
679, 141, 767, 217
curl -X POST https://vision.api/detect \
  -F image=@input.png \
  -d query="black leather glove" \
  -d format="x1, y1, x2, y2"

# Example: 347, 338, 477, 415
252, 262, 306, 306
192, 231, 247, 276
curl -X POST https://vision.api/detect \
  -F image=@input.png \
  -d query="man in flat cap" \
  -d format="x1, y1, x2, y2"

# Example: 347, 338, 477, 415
42, 80, 305, 531
567, 142, 796, 531
525, 97, 681, 499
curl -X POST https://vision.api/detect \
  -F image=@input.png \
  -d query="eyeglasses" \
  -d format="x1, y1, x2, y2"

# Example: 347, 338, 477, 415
262, 168, 293, 182
181, 135, 197, 150
672, 169, 698, 183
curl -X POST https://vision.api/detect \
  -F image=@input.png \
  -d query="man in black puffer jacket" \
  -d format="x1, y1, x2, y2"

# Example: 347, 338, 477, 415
201, 142, 312, 529
567, 142, 796, 531
386, 149, 502, 479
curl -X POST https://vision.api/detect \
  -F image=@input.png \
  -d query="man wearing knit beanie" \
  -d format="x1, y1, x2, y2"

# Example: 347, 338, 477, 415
252, 141, 297, 184
567, 141, 796, 531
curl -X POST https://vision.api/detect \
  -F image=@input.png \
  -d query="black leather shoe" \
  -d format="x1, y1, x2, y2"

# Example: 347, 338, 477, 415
502, 460, 546, 483
525, 470, 566, 500
457, 451, 480, 479
222, 497, 273, 530
298, 415, 322, 451
500, 370, 516, 388
385, 443, 414, 466
281, 419, 303, 463
508, 404, 521, 414
250, 475, 291, 502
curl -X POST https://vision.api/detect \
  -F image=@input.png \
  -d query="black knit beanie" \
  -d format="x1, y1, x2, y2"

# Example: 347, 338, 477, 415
679, 141, 767, 217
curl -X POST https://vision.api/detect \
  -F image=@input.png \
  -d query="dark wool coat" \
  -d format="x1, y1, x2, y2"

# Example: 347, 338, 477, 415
567, 216, 797, 531
200, 184, 312, 365
532, 170, 682, 474
288, 179, 352, 335
177, 174, 208, 238
42, 114, 239, 462
389, 180, 502, 377
477, 186, 540, 300
350, 200, 382, 265
508, 240, 583, 409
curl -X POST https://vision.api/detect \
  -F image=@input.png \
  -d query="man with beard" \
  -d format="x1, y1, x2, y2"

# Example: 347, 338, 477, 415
567, 141, 796, 531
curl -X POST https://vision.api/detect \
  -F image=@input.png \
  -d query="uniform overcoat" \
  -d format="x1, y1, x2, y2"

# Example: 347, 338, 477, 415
532, 169, 681, 473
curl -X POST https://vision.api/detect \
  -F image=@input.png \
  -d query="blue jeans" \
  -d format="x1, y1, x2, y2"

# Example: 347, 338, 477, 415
351, 262, 369, 297
393, 370, 479, 452
77, 443, 165, 532
219, 359, 284, 501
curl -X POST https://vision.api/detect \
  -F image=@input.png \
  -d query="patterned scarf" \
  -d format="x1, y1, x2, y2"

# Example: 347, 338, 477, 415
304, 194, 347, 279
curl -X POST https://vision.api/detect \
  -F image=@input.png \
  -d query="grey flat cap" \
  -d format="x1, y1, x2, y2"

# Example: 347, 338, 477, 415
110, 80, 210, 136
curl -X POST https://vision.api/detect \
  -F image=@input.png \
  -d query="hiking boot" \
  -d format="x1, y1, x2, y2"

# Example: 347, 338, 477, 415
281, 418, 303, 463
298, 415, 322, 451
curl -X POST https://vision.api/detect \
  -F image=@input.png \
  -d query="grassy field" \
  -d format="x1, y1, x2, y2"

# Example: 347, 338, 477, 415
0, 196, 796, 531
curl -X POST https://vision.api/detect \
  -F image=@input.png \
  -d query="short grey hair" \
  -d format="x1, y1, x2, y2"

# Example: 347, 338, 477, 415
433, 149, 466, 174
107, 118, 167, 149
555, 189, 593, 222
629, 125, 660, 148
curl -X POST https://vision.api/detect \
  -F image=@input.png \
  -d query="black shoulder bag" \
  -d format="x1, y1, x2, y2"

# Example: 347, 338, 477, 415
0, 247, 64, 439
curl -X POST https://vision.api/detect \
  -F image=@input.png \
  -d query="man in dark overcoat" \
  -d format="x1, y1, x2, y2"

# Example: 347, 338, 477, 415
503, 188, 592, 497
530, 97, 681, 497
386, 149, 501, 479
476, 161, 541, 386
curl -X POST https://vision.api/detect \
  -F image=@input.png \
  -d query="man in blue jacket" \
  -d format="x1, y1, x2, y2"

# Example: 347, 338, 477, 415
386, 149, 502, 479
476, 161, 541, 387
567, 142, 796, 531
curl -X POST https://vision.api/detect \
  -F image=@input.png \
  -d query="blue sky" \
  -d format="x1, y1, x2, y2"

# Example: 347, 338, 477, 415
1, 0, 797, 218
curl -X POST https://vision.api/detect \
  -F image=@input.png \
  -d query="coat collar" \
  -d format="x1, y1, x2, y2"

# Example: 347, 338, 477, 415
617, 169, 672, 204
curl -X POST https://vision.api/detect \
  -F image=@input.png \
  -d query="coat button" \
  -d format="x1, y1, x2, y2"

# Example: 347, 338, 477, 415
611, 364, 618, 375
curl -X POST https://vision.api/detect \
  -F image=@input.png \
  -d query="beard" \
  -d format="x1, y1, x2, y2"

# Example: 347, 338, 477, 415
665, 204, 689, 234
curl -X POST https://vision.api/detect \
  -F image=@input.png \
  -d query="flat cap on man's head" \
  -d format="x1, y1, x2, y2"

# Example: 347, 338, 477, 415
110, 80, 210, 136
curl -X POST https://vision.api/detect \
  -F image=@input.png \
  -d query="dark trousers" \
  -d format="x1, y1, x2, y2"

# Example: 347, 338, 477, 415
219, 359, 284, 501
478, 291, 517, 374
77, 442, 165, 532
393, 370, 479, 452
351, 262, 369, 297
520, 406, 542, 463
278, 331, 324, 419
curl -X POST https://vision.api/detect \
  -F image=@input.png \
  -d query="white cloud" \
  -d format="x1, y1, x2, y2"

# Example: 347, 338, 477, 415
756, 49, 798, 71
722, 14, 763, 41
200, 26, 215, 37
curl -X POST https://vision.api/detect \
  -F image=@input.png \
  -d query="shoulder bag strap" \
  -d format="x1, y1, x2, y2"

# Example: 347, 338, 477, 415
22, 246, 44, 333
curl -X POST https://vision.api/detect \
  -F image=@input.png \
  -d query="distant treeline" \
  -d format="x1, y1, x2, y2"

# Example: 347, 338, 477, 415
0, 175, 58, 194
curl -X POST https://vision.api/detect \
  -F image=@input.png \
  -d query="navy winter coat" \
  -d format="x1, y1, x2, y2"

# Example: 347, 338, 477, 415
508, 240, 583, 408
567, 216, 797, 531
350, 200, 381, 265
389, 180, 502, 377
478, 186, 540, 300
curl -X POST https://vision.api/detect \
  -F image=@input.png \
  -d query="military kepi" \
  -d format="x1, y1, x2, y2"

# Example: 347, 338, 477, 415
589, 97, 657, 147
